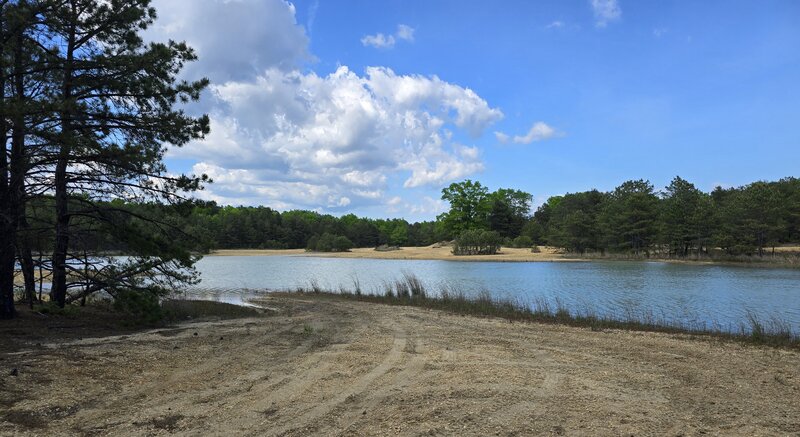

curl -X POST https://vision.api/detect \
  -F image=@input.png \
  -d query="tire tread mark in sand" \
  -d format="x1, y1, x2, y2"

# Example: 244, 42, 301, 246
75, 319, 301, 427
489, 373, 562, 427
267, 324, 408, 436
327, 334, 428, 434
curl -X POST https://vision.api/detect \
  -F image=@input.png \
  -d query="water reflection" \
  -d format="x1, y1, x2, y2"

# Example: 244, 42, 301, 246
186, 256, 800, 333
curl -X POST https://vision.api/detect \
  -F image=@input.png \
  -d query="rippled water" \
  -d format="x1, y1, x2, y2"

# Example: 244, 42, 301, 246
185, 255, 800, 333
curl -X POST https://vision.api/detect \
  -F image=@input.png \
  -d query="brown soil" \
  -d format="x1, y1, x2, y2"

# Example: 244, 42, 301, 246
2, 295, 798, 436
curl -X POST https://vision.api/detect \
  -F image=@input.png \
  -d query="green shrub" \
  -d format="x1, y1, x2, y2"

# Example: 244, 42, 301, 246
306, 233, 353, 252
453, 230, 501, 255
316, 233, 335, 252
113, 290, 163, 324
333, 235, 354, 252
511, 235, 533, 248
306, 235, 320, 251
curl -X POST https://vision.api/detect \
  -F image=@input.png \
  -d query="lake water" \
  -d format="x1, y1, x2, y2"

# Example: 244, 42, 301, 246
185, 255, 800, 333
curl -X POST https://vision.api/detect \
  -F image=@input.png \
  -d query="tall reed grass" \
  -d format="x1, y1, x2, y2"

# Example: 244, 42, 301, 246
289, 273, 799, 350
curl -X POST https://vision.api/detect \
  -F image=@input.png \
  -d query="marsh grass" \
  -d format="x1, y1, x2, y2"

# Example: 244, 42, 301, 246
161, 299, 262, 321
563, 250, 800, 268
289, 273, 799, 350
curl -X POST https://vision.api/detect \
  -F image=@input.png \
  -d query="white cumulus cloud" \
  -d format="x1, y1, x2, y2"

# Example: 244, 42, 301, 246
361, 24, 416, 49
151, 1, 500, 211
590, 0, 621, 28
495, 122, 558, 145
172, 64, 501, 208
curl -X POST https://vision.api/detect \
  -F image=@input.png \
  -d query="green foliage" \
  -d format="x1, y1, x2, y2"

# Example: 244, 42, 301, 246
28, 175, 799, 262
179, 205, 440, 250
438, 180, 532, 240
600, 180, 660, 254
660, 176, 712, 256
488, 188, 532, 238
526, 176, 800, 257
545, 190, 606, 253
113, 290, 164, 325
511, 235, 533, 248
306, 233, 354, 252
453, 230, 502, 255
713, 181, 785, 255
438, 180, 490, 236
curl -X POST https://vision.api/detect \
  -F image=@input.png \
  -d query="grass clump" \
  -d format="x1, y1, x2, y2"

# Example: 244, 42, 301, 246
286, 273, 800, 351
161, 299, 262, 322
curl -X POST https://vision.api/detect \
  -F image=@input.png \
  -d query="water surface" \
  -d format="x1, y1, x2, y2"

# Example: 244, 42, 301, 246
186, 255, 800, 333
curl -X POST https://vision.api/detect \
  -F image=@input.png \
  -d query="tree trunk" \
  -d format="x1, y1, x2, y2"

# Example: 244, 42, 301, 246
50, 157, 70, 307
10, 24, 34, 309
0, 234, 14, 319
0, 13, 16, 319
0, 175, 14, 318
17, 244, 36, 307
50, 19, 76, 308
0, 99, 15, 318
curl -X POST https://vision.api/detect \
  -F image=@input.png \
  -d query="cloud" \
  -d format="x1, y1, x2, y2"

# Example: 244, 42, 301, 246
151, 1, 499, 211
306, 1, 319, 37
171, 65, 501, 208
653, 27, 668, 38
545, 21, 565, 30
361, 33, 396, 49
361, 24, 416, 49
150, 0, 311, 83
386, 196, 446, 216
495, 122, 558, 145
590, 0, 621, 28
514, 122, 557, 143
396, 24, 415, 42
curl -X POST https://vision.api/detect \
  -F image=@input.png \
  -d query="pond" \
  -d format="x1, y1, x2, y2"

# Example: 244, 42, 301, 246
184, 255, 800, 333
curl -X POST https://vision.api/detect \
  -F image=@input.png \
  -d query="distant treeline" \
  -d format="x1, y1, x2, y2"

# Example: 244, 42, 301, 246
29, 176, 798, 257
181, 206, 444, 251
528, 176, 800, 257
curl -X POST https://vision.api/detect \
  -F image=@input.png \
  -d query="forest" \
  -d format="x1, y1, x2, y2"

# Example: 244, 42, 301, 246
76, 175, 800, 257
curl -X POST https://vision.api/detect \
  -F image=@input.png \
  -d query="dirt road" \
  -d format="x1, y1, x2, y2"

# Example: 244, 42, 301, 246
2, 295, 798, 435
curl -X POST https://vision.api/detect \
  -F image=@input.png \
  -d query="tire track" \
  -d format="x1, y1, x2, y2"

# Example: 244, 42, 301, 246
266, 319, 409, 436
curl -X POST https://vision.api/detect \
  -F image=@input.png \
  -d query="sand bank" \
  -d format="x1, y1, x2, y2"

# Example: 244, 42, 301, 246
209, 245, 578, 262
2, 294, 798, 435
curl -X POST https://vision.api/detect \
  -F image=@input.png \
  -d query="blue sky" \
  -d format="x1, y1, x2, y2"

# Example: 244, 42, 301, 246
154, 0, 800, 220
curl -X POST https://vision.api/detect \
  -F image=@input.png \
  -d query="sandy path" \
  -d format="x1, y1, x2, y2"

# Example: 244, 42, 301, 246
2, 295, 799, 435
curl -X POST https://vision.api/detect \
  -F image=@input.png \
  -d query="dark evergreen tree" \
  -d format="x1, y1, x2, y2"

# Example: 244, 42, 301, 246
600, 180, 659, 255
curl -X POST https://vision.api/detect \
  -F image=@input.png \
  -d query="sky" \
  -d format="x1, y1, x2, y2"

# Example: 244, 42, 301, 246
149, 0, 800, 221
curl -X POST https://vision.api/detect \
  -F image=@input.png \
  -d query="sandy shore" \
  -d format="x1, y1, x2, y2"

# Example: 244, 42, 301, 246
208, 245, 800, 267
2, 294, 798, 435
209, 245, 579, 262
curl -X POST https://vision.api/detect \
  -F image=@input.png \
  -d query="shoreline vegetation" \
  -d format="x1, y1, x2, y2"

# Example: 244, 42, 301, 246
286, 275, 799, 350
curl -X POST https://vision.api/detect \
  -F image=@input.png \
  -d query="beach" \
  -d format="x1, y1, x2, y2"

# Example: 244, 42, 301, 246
209, 246, 579, 262
2, 294, 798, 435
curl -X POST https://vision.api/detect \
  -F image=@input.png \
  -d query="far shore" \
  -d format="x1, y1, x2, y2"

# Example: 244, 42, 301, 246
208, 245, 582, 262
207, 245, 799, 267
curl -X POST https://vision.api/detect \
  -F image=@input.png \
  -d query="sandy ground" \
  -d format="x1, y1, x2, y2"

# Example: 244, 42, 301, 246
210, 246, 578, 262
2, 294, 799, 436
